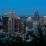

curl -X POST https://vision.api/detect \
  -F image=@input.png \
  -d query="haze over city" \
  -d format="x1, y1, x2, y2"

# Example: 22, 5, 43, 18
0, 0, 46, 16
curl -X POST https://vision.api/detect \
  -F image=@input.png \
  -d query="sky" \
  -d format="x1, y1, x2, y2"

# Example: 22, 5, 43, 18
0, 0, 46, 16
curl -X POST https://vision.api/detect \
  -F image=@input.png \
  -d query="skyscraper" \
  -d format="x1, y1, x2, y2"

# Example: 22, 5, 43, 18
34, 10, 39, 21
2, 13, 9, 32
26, 17, 33, 32
43, 16, 46, 25
26, 17, 33, 29
8, 17, 15, 37
8, 10, 16, 37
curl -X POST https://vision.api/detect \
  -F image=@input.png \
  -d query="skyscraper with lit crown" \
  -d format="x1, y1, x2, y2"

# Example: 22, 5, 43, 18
34, 10, 39, 21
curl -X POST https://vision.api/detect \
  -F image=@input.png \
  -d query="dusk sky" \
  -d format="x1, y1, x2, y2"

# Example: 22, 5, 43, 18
0, 0, 46, 16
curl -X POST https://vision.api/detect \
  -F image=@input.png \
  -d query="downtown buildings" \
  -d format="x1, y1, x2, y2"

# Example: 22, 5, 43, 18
0, 10, 46, 38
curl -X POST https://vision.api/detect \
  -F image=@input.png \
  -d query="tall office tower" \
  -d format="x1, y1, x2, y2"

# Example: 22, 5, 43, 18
20, 20, 26, 33
43, 16, 46, 25
34, 10, 39, 21
26, 17, 33, 32
7, 10, 16, 37
15, 16, 21, 33
2, 13, 9, 32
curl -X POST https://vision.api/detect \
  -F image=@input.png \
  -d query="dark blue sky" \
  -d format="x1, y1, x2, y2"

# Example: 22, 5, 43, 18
0, 0, 46, 16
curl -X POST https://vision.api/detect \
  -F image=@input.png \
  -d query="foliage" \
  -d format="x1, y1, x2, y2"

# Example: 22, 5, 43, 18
0, 25, 46, 46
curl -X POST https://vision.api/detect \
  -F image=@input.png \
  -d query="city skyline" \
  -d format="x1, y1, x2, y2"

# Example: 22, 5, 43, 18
0, 0, 46, 16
